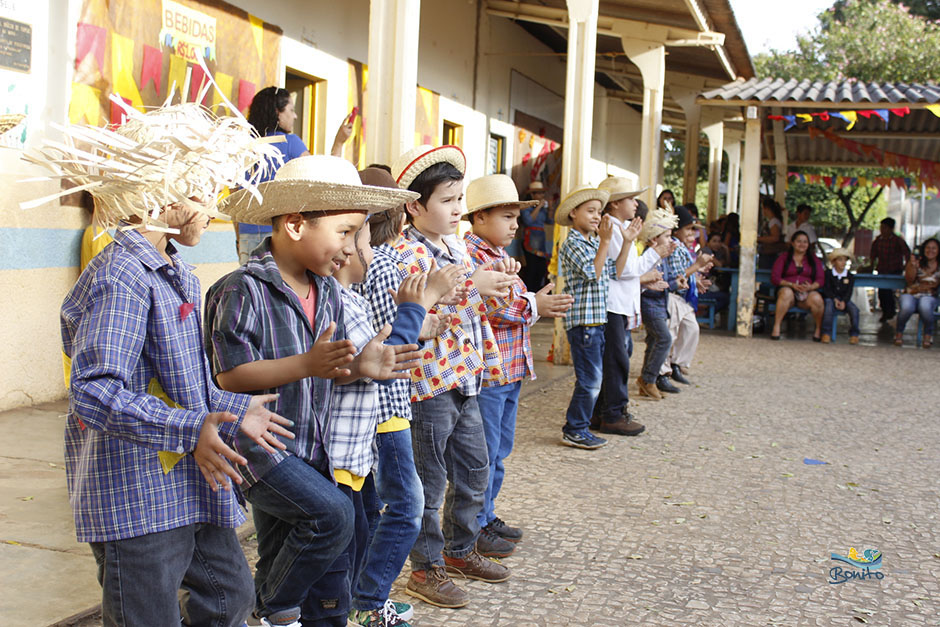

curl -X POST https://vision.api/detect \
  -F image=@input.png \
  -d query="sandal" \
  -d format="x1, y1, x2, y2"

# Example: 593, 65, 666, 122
894, 333, 903, 347
923, 335, 933, 349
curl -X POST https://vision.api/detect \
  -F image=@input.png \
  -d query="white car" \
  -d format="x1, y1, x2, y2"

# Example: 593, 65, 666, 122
817, 237, 842, 257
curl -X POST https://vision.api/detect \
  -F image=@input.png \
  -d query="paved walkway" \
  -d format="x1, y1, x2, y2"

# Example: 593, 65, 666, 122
3, 320, 938, 626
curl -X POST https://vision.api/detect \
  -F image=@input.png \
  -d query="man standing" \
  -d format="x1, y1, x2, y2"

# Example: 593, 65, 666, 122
784, 204, 819, 250
869, 217, 910, 322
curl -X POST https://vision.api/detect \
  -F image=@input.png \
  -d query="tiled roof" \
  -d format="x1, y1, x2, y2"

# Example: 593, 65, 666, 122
699, 78, 940, 105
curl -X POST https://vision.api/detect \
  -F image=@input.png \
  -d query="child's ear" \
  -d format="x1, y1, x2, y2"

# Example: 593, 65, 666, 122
405, 200, 422, 219
283, 214, 306, 241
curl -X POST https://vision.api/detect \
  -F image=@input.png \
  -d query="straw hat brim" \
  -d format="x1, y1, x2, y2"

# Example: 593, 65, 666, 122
607, 186, 648, 202
0, 113, 25, 137
463, 199, 538, 219
555, 189, 610, 227
224, 180, 420, 225
828, 248, 854, 262
397, 146, 466, 190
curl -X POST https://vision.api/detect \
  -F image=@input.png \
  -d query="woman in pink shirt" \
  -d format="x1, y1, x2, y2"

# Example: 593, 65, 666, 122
770, 231, 826, 341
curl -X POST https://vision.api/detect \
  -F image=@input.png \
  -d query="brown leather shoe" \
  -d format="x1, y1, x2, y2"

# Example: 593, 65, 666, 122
443, 550, 511, 583
405, 565, 469, 608
849, 336, 859, 345
636, 377, 662, 400
821, 334, 831, 344
599, 416, 645, 436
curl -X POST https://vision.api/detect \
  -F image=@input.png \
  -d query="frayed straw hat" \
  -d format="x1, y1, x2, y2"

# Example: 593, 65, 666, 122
464, 174, 537, 218
0, 113, 25, 138
640, 207, 679, 242
555, 185, 610, 227
392, 145, 466, 190
225, 155, 420, 225
598, 176, 647, 202
828, 247, 853, 262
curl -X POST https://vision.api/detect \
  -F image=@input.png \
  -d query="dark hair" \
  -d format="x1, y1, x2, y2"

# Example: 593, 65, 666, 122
707, 231, 722, 242
796, 203, 812, 215
247, 87, 291, 136
685, 203, 699, 217
722, 212, 740, 238
761, 196, 783, 221
657, 188, 675, 208
271, 211, 320, 230
784, 230, 817, 283
366, 163, 392, 174
918, 237, 940, 269
369, 206, 405, 246
405, 162, 464, 223
881, 217, 896, 229
635, 199, 649, 220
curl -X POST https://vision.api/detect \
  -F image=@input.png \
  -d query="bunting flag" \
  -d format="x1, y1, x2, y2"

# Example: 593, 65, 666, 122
926, 104, 940, 118
140, 45, 162, 96
768, 106, 911, 131
75, 23, 105, 74
786, 171, 937, 196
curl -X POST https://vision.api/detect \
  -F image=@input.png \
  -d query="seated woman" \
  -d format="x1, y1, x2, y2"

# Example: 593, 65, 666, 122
895, 237, 940, 348
769, 231, 825, 341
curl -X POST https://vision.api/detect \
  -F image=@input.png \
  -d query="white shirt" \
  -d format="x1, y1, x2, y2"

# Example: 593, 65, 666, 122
606, 215, 662, 317
785, 220, 818, 245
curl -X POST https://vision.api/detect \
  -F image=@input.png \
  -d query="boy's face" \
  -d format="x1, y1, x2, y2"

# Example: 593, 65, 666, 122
608, 197, 637, 221
832, 256, 848, 272
163, 201, 211, 247
650, 230, 671, 248
708, 235, 722, 249
472, 206, 519, 248
570, 200, 603, 235
408, 179, 464, 239
676, 224, 696, 247
297, 211, 368, 276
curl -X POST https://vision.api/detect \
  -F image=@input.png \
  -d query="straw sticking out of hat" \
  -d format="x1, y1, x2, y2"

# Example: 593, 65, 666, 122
392, 145, 466, 190
555, 185, 610, 227
640, 207, 679, 242
464, 174, 537, 218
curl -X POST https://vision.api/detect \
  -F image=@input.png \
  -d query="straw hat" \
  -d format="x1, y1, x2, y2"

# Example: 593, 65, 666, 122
464, 174, 537, 218
640, 207, 679, 242
0, 113, 25, 138
392, 145, 466, 190
527, 180, 545, 192
597, 176, 647, 202
225, 155, 420, 225
828, 247, 853, 262
555, 185, 610, 227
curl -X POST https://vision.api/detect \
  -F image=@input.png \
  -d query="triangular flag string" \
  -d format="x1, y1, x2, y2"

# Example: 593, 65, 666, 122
767, 106, 913, 131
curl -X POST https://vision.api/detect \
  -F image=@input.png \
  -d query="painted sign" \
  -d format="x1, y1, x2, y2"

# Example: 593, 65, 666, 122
0, 16, 30, 72
159, 0, 216, 62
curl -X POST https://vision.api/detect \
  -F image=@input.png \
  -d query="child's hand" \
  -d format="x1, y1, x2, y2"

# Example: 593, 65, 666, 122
835, 299, 845, 310
646, 279, 669, 292
470, 260, 515, 299
641, 269, 663, 285
194, 412, 245, 492
622, 217, 643, 243
238, 393, 295, 456
495, 257, 522, 275
598, 215, 614, 243
534, 282, 574, 318
676, 275, 689, 290
426, 263, 465, 306
356, 324, 422, 380
389, 272, 429, 306
305, 322, 356, 378
694, 252, 715, 270
419, 312, 452, 340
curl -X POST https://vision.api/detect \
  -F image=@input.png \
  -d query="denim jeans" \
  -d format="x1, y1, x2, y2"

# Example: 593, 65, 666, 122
243, 456, 354, 619
353, 427, 424, 612
823, 298, 860, 337
476, 381, 522, 528
301, 483, 368, 626
597, 314, 633, 422
90, 524, 254, 626
237, 231, 267, 265
409, 389, 489, 570
641, 316, 672, 384
565, 325, 606, 434
898, 293, 939, 334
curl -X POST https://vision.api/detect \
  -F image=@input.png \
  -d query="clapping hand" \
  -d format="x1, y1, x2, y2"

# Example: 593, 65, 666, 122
622, 217, 643, 243
355, 324, 421, 381
534, 282, 574, 317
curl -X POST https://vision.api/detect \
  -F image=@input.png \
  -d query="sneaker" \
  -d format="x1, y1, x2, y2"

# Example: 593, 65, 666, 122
260, 608, 302, 627
636, 377, 662, 400
488, 516, 523, 542
348, 603, 410, 627
476, 524, 515, 558
670, 364, 691, 384
384, 599, 413, 622
561, 430, 608, 449
443, 549, 511, 583
656, 375, 680, 394
405, 565, 468, 608
599, 416, 645, 436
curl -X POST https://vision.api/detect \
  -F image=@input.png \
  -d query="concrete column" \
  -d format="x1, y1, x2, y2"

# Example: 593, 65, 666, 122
552, 0, 599, 366
736, 106, 762, 337
620, 37, 664, 210
365, 0, 421, 167
723, 130, 741, 214
702, 119, 724, 223
670, 78, 707, 206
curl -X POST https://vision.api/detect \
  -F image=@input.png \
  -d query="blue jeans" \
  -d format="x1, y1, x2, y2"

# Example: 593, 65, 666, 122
641, 316, 672, 384
243, 456, 354, 620
353, 427, 424, 612
476, 381, 522, 528
90, 524, 254, 626
565, 325, 605, 434
823, 298, 860, 337
409, 389, 489, 570
597, 313, 633, 421
898, 293, 939, 334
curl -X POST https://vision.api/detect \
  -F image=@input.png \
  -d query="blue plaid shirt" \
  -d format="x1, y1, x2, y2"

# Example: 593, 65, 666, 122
205, 238, 345, 484
662, 237, 694, 298
61, 229, 251, 543
559, 229, 616, 330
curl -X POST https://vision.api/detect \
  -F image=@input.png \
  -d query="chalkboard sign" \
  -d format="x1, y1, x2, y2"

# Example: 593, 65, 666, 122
0, 17, 31, 73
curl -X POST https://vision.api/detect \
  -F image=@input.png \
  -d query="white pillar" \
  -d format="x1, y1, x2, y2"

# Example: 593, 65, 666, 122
552, 0, 599, 366
736, 106, 762, 337
620, 37, 664, 210
670, 78, 707, 207
702, 119, 724, 223
365, 0, 421, 167
723, 131, 741, 214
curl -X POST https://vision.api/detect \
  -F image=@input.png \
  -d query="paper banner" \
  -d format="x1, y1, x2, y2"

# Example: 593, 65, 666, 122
140, 45, 162, 96
189, 64, 210, 105
167, 54, 188, 101
75, 23, 105, 74
248, 14, 264, 60
771, 106, 912, 131
831, 111, 857, 130
212, 72, 234, 113
111, 33, 144, 109
110, 95, 134, 126
68, 83, 101, 125
237, 79, 256, 114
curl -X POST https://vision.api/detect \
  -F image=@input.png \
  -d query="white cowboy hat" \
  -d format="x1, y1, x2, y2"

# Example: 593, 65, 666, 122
555, 185, 610, 227
464, 174, 537, 218
640, 207, 679, 242
225, 155, 420, 225
598, 176, 647, 202
828, 247, 854, 262
527, 180, 545, 192
392, 144, 466, 191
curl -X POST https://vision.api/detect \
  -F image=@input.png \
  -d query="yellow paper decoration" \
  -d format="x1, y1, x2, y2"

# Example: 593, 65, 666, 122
111, 33, 144, 110
68, 83, 101, 125
148, 378, 187, 474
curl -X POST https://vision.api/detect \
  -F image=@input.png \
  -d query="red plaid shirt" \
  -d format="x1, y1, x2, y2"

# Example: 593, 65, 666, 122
870, 233, 910, 274
463, 232, 535, 385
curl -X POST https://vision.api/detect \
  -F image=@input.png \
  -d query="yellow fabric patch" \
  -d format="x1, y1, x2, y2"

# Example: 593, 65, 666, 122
333, 469, 366, 491
62, 353, 72, 389
376, 417, 410, 433
148, 379, 187, 475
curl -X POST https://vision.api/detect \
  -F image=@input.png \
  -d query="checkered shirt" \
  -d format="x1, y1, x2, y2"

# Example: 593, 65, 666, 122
61, 228, 251, 543
559, 229, 616, 330
463, 232, 535, 384
352, 244, 412, 422
663, 237, 694, 297
870, 234, 910, 274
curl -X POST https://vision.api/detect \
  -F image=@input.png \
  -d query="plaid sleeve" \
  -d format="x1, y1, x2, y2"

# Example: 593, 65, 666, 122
487, 278, 532, 328
341, 292, 377, 355
359, 253, 403, 330
206, 284, 264, 374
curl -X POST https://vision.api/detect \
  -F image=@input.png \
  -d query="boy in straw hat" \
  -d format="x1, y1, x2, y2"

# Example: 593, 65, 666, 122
206, 155, 424, 627
556, 184, 636, 449
27, 100, 295, 625
463, 174, 574, 554
390, 145, 517, 609
821, 248, 860, 344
